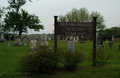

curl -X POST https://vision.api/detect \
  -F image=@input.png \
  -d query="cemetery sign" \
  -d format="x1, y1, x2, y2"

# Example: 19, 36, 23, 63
57, 22, 93, 36
54, 16, 97, 66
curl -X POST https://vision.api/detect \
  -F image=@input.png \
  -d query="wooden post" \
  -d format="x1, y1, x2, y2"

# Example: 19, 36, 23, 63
93, 17, 97, 66
54, 16, 58, 53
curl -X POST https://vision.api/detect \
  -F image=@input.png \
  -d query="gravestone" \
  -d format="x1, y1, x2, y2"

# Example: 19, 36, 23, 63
68, 41, 75, 53
15, 36, 21, 46
8, 42, 11, 46
23, 36, 27, 46
30, 37, 37, 53
87, 37, 90, 41
41, 33, 48, 46
106, 39, 108, 43
65, 38, 67, 41
76, 36, 79, 42
112, 35, 114, 42
109, 42, 113, 48
9, 36, 11, 41
74, 38, 76, 42
80, 36, 84, 43
57, 36, 60, 41
96, 33, 104, 48
38, 36, 41, 44
69, 36, 73, 41
48, 37, 51, 41
0, 32, 4, 42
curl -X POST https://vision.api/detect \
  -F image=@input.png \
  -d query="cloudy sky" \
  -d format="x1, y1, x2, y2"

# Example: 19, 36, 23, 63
0, 0, 120, 34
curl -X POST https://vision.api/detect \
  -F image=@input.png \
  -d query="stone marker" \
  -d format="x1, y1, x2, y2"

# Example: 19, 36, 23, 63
80, 36, 84, 43
96, 33, 104, 48
30, 37, 37, 53
15, 36, 21, 46
106, 39, 108, 43
112, 35, 114, 42
68, 41, 75, 53
0, 32, 4, 42
41, 33, 48, 46
8, 42, 11, 46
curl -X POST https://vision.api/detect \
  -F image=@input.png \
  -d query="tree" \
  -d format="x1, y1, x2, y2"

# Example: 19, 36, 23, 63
59, 7, 90, 22
4, 9, 44, 36
90, 11, 106, 32
0, 6, 5, 28
58, 7, 106, 32
3, 0, 44, 36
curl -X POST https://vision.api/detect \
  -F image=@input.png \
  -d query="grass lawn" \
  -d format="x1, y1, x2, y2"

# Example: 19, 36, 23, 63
0, 40, 120, 78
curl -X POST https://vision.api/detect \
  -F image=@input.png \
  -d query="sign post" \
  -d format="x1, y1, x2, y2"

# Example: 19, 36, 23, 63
93, 17, 97, 66
54, 16, 58, 53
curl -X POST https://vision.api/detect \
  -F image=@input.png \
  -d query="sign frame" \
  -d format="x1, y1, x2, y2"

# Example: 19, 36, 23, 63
54, 16, 97, 66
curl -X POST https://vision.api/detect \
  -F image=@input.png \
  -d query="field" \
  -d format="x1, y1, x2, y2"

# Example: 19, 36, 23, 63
0, 41, 120, 78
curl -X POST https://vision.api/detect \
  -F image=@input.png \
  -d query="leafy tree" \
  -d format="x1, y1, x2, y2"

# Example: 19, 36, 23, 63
3, 0, 44, 36
59, 7, 90, 22
58, 7, 106, 32
90, 11, 106, 32
103, 28, 111, 36
0, 6, 5, 18
4, 9, 44, 36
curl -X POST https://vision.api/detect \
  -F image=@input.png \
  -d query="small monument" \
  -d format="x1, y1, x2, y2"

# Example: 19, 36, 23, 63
76, 36, 79, 42
0, 27, 4, 42
68, 41, 75, 53
112, 35, 114, 42
41, 33, 48, 46
23, 36, 27, 46
30, 37, 37, 53
8, 42, 11, 46
69, 36, 73, 41
80, 36, 84, 43
15, 36, 21, 46
106, 39, 108, 43
96, 33, 104, 48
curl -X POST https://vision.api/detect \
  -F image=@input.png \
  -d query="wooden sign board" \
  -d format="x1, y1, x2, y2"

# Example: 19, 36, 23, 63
57, 22, 93, 36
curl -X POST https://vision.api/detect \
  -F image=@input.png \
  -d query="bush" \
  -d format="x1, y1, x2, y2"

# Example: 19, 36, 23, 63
20, 46, 58, 73
96, 48, 111, 67
63, 50, 84, 71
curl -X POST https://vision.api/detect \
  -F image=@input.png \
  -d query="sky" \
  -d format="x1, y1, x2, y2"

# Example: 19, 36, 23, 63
0, 0, 120, 34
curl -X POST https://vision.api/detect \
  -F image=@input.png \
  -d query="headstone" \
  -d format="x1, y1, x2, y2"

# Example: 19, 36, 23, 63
74, 38, 76, 42
65, 38, 67, 41
109, 42, 113, 48
57, 36, 60, 41
48, 37, 51, 41
87, 37, 90, 41
15, 36, 21, 46
76, 36, 79, 42
69, 36, 73, 41
68, 41, 75, 53
0, 32, 5, 42
96, 33, 104, 48
30, 37, 37, 53
41, 33, 48, 46
38, 36, 41, 44
106, 39, 108, 43
80, 36, 84, 43
8, 42, 11, 46
112, 35, 114, 42
23, 38, 27, 46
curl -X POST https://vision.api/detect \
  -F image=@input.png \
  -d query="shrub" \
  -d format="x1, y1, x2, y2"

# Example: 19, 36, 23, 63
20, 46, 58, 73
96, 48, 111, 67
63, 50, 84, 71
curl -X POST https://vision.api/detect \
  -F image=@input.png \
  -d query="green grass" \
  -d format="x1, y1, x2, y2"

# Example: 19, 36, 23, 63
0, 41, 120, 78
